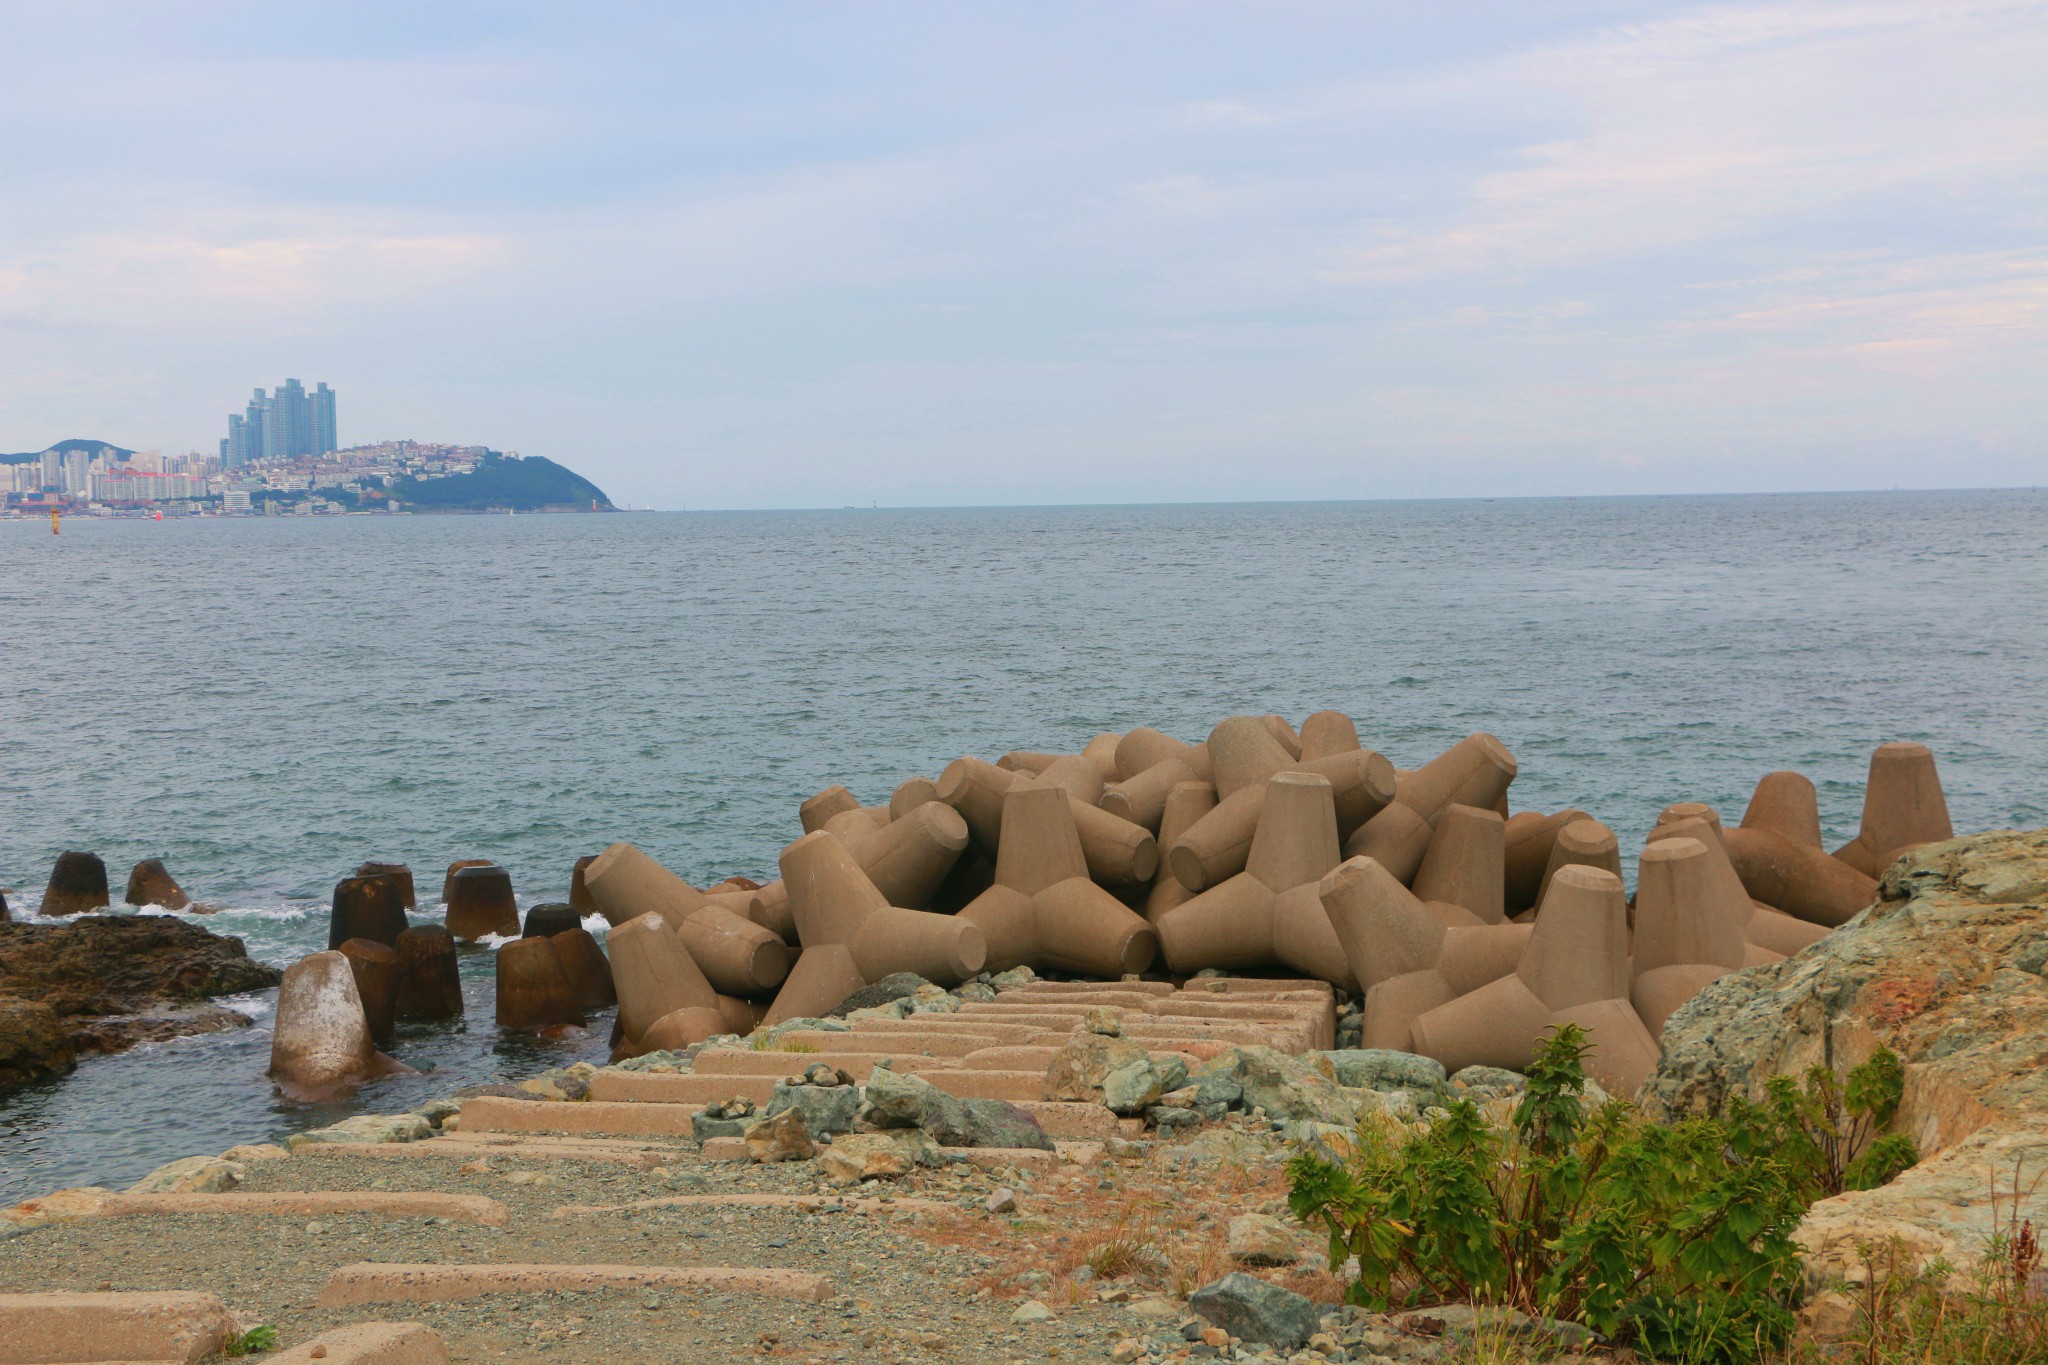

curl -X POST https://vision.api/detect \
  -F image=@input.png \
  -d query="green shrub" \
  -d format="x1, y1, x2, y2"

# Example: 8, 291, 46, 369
222, 1325, 278, 1357
1286, 1027, 1915, 1364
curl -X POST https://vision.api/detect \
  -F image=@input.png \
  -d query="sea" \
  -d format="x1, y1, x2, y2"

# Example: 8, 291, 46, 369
3, 491, 2045, 1203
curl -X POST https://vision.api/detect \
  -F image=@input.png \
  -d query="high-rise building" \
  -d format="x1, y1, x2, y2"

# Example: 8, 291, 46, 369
309, 382, 337, 455
39, 449, 60, 489
223, 379, 338, 462
61, 450, 90, 495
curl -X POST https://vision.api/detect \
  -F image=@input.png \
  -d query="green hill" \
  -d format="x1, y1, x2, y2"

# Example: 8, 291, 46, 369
389, 452, 612, 512
2, 438, 135, 465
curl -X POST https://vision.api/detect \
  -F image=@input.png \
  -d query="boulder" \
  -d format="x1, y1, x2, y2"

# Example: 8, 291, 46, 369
287, 1112, 433, 1149
1189, 1271, 1318, 1349
1237, 1046, 1361, 1125
126, 1155, 244, 1194
828, 971, 931, 1017
1226, 1213, 1301, 1266
1642, 830, 2048, 1156
863, 1064, 1054, 1149
765, 1079, 863, 1137
743, 1107, 815, 1163
1318, 1048, 1448, 1094
817, 1129, 937, 1185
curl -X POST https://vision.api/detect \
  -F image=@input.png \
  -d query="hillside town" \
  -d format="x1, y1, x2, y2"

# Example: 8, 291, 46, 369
0, 439, 501, 517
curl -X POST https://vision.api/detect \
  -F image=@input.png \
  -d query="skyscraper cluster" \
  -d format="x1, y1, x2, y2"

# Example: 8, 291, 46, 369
222, 379, 337, 466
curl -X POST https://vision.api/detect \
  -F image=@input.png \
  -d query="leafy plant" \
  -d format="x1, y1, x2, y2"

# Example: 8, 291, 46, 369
1287, 1027, 1917, 1364
222, 1324, 278, 1357
1731, 1048, 1917, 1198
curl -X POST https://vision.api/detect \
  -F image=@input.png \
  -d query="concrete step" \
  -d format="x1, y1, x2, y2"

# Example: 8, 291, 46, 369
845, 1018, 1048, 1045
550, 1193, 953, 1218
1010, 1101, 1119, 1140
316, 1263, 835, 1308
959, 1045, 1060, 1071
691, 1051, 958, 1077
259, 1322, 449, 1365
770, 1029, 994, 1057
585, 1072, 776, 1106
29, 1191, 508, 1226
919, 1070, 1048, 1102
0, 1291, 238, 1365
294, 1139, 673, 1169
997, 980, 1178, 996
458, 1097, 703, 1138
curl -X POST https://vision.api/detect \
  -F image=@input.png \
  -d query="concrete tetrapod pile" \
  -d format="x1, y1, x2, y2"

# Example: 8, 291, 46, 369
246, 715, 1954, 1104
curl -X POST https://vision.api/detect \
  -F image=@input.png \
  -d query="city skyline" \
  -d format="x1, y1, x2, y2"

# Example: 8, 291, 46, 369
223, 378, 338, 467
1, 2, 2042, 508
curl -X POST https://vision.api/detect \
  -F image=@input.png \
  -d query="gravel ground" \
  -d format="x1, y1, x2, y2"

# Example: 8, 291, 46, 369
0, 1114, 1581, 1362
0, 1131, 1228, 1362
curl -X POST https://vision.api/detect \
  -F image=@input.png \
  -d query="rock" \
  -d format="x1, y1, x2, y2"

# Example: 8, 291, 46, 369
1319, 1049, 1448, 1094
766, 1079, 862, 1136
1644, 830, 2048, 1156
1795, 1120, 2048, 1292
827, 971, 931, 1018
988, 965, 1036, 990
1189, 1271, 1319, 1349
1010, 1300, 1054, 1323
1047, 1031, 1158, 1110
1086, 1005, 1123, 1035
123, 859, 191, 911
1101, 1059, 1169, 1115
817, 1130, 937, 1185
0, 994, 73, 1088
221, 1143, 289, 1162
0, 912, 278, 1089
288, 1113, 433, 1149
692, 1111, 751, 1141
864, 1065, 1054, 1148
1450, 1066, 1527, 1099
41, 851, 109, 916
1227, 1213, 1302, 1266
985, 1187, 1017, 1214
126, 1155, 244, 1194
744, 1107, 815, 1163
1187, 1050, 1247, 1112
1110, 1339, 1145, 1362
1238, 1047, 1361, 1125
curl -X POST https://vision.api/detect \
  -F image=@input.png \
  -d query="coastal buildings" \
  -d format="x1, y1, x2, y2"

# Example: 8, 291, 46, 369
2, 438, 510, 515
223, 379, 339, 465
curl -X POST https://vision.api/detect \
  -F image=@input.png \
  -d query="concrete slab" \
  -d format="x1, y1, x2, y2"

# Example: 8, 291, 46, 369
259, 1322, 449, 1365
459, 1097, 704, 1137
316, 1263, 836, 1308
0, 1291, 237, 1365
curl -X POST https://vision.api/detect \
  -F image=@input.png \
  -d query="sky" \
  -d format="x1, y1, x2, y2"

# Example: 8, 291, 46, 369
1, 1, 2043, 508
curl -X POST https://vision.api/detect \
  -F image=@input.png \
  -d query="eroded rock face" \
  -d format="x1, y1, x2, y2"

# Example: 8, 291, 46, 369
1641, 829, 2048, 1156
0, 914, 279, 1089
1642, 829, 2048, 1294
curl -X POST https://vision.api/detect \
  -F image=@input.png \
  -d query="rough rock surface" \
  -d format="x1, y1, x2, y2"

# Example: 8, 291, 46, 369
1642, 829, 2048, 1154
1189, 1270, 1319, 1348
0, 914, 279, 1088
1644, 829, 2048, 1292
863, 1065, 1053, 1149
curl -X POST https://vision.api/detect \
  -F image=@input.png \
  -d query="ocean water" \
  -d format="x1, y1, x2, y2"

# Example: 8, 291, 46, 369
2, 492, 2045, 1202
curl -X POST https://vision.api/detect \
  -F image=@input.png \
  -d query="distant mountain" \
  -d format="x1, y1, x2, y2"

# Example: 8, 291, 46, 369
388, 451, 612, 512
2, 438, 135, 464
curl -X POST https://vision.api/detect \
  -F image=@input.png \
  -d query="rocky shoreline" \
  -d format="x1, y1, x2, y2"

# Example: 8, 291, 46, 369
0, 913, 279, 1088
